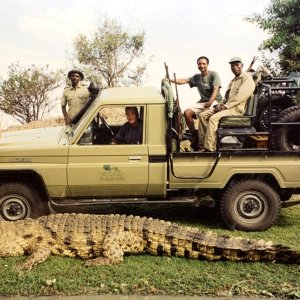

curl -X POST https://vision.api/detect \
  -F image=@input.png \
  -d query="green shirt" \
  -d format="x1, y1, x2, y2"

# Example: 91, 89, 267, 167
189, 71, 222, 102
61, 83, 90, 118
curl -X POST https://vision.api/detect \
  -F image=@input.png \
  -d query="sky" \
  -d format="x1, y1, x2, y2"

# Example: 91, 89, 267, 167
0, 0, 271, 128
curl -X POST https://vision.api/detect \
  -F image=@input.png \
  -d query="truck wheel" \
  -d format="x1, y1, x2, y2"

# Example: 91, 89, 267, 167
220, 179, 281, 231
279, 190, 293, 202
0, 183, 47, 221
272, 105, 300, 151
209, 189, 223, 211
255, 96, 293, 131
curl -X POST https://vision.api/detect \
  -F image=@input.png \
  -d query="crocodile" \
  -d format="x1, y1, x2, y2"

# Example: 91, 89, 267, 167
0, 213, 299, 270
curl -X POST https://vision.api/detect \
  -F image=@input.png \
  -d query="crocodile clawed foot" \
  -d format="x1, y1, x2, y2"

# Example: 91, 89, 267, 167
84, 256, 122, 267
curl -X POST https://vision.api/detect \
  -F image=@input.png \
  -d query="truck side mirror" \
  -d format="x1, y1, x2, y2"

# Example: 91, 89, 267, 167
88, 81, 100, 101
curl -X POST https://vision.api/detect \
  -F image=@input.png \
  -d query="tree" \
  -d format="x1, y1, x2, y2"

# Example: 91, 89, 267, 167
0, 63, 63, 124
71, 16, 150, 88
246, 0, 300, 74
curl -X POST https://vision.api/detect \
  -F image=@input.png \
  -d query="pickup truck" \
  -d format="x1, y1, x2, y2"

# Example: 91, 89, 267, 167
0, 79, 299, 231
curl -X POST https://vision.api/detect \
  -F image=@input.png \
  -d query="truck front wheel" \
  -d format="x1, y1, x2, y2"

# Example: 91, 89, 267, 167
0, 183, 47, 221
220, 179, 281, 231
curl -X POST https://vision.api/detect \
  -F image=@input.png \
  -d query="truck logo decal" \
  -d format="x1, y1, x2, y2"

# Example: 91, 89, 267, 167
99, 164, 124, 181
103, 165, 120, 173
9, 157, 32, 163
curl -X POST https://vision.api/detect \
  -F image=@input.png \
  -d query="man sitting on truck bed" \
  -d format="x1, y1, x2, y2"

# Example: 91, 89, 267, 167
198, 57, 255, 152
112, 106, 143, 144
168, 56, 222, 151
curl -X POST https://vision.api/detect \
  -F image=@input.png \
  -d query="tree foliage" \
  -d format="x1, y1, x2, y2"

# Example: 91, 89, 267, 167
72, 16, 150, 88
0, 63, 63, 124
246, 0, 300, 74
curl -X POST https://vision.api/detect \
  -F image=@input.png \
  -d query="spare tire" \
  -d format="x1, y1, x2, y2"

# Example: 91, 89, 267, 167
255, 95, 294, 131
272, 105, 300, 151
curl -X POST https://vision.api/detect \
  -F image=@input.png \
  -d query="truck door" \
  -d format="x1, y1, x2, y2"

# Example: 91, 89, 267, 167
67, 106, 149, 197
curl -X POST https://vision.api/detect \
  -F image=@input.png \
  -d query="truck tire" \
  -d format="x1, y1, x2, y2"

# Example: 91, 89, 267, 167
272, 105, 300, 151
279, 189, 293, 202
255, 96, 293, 131
209, 189, 223, 211
220, 179, 281, 231
0, 182, 47, 221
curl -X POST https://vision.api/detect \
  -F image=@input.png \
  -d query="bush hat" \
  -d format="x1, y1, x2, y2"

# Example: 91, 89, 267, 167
228, 57, 243, 64
68, 69, 84, 80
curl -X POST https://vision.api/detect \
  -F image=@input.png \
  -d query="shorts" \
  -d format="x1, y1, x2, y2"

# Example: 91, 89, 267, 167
189, 100, 219, 114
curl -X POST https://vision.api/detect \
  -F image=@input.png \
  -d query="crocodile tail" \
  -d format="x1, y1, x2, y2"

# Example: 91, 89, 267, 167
272, 245, 300, 264
146, 222, 300, 264
185, 230, 300, 264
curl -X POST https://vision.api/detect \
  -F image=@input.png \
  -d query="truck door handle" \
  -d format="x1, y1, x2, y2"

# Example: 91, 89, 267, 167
128, 156, 141, 160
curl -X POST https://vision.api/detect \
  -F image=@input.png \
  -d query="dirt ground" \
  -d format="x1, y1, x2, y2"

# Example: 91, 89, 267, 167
4, 117, 65, 132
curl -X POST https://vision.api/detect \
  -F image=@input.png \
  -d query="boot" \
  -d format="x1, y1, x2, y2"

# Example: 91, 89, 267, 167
190, 133, 199, 151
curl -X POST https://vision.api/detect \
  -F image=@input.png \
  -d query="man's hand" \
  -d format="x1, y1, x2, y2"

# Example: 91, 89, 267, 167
204, 101, 213, 109
213, 104, 226, 113
162, 77, 171, 83
65, 116, 72, 126
62, 106, 72, 126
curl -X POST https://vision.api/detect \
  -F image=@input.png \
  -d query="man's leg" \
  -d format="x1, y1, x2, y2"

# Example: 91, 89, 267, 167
184, 108, 197, 132
184, 108, 199, 150
198, 109, 214, 149
204, 110, 234, 151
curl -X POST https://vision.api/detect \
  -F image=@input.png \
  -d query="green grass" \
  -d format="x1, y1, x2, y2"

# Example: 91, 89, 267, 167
0, 196, 300, 298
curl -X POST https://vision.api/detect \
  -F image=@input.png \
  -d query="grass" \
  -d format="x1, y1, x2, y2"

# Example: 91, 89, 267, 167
0, 196, 300, 298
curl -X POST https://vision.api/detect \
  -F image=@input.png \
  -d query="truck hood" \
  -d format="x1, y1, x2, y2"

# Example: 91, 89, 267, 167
0, 126, 67, 147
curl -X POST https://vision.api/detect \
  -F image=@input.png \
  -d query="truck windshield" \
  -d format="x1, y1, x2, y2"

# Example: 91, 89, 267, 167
68, 99, 100, 142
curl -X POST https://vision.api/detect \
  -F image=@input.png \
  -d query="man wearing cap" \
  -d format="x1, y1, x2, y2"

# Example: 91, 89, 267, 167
61, 69, 90, 125
168, 56, 222, 151
198, 57, 255, 152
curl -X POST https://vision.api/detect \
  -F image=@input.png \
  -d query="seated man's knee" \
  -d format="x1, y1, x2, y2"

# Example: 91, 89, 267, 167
184, 109, 195, 119
209, 113, 221, 124
199, 110, 212, 121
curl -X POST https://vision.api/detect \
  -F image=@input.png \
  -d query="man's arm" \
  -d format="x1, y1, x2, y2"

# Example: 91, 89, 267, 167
62, 106, 72, 125
61, 89, 72, 125
169, 78, 189, 85
112, 124, 125, 144
203, 72, 222, 108
204, 85, 221, 108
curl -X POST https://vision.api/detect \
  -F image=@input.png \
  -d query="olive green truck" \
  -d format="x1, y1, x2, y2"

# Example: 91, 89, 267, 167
0, 80, 299, 231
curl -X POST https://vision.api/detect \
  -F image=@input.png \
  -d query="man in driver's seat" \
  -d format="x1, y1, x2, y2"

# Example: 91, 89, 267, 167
113, 107, 143, 144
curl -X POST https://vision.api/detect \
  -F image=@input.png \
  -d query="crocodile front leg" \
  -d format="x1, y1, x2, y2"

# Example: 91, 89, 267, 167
85, 231, 145, 266
18, 247, 52, 270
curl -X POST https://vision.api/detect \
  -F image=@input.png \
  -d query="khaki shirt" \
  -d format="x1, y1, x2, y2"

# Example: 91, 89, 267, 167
224, 72, 255, 114
61, 83, 90, 118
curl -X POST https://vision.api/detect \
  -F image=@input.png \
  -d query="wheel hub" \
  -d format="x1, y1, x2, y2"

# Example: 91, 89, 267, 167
237, 193, 265, 219
0, 196, 29, 221
5, 202, 23, 216
243, 199, 259, 213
